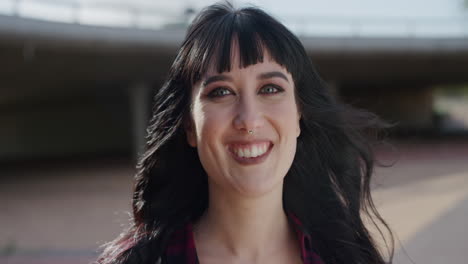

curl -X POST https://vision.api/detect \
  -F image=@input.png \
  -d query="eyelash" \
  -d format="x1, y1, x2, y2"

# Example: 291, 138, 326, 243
207, 86, 232, 98
207, 84, 284, 98
260, 84, 284, 94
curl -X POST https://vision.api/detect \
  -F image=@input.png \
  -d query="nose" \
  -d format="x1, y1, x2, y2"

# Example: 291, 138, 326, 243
233, 95, 264, 133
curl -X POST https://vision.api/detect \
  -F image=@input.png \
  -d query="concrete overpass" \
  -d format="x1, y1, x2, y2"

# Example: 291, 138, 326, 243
1, 13, 468, 160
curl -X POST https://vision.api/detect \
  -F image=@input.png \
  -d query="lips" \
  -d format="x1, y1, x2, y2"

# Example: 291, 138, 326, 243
227, 141, 273, 165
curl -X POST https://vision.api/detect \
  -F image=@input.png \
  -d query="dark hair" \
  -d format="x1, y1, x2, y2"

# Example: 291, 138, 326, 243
96, 3, 393, 264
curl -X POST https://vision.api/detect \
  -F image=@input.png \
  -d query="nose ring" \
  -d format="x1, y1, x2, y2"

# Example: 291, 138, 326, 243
248, 130, 254, 135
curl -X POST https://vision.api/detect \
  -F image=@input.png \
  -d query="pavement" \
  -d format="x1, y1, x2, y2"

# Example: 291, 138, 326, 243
1, 139, 468, 264
372, 139, 468, 264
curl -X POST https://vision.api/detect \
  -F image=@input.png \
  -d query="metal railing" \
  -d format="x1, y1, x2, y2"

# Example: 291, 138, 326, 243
1, 0, 468, 37
284, 15, 468, 37
2, 0, 186, 29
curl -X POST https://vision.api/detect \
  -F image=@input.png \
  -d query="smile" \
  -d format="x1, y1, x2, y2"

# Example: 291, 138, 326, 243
227, 141, 273, 165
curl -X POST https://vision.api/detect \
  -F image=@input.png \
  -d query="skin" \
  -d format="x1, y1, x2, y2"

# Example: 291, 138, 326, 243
185, 48, 302, 264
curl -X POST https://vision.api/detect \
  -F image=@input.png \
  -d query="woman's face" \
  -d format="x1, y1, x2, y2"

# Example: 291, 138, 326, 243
186, 50, 301, 197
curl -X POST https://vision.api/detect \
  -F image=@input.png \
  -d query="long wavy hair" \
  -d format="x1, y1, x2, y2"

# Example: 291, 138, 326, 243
97, 3, 393, 264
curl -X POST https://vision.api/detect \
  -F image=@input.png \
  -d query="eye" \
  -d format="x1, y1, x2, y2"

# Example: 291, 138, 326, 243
207, 87, 233, 98
259, 84, 284, 94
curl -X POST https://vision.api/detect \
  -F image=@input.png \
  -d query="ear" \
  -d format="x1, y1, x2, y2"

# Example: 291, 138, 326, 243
184, 118, 197, 147
296, 112, 301, 138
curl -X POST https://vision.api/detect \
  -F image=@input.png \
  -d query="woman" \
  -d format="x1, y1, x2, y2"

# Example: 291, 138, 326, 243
97, 3, 393, 264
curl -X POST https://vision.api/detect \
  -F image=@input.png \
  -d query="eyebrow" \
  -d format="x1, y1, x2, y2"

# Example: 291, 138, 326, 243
257, 71, 289, 83
202, 71, 289, 87
202, 75, 233, 87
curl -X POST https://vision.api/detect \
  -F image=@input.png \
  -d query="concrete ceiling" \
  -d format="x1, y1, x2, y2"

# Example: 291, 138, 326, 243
1, 14, 468, 108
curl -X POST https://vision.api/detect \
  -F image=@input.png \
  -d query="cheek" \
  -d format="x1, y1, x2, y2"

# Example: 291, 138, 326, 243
192, 102, 231, 144
191, 103, 233, 184
274, 102, 300, 175
267, 100, 300, 135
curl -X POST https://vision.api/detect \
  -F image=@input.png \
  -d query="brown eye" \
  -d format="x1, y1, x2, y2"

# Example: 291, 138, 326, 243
259, 84, 284, 94
208, 87, 233, 98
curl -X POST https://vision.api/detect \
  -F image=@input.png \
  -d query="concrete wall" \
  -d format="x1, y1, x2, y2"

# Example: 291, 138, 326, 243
0, 92, 132, 160
340, 85, 435, 131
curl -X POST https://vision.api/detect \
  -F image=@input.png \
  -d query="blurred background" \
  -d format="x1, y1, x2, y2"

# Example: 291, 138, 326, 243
1, 0, 468, 263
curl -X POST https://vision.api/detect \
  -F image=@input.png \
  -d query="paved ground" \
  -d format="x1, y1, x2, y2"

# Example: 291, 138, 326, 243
1, 139, 468, 264
372, 139, 468, 264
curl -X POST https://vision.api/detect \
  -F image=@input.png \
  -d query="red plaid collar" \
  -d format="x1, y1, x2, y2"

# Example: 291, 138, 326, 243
164, 213, 324, 264
288, 213, 324, 264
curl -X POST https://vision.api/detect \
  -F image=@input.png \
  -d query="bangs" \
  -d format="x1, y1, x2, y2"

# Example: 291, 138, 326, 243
181, 5, 306, 85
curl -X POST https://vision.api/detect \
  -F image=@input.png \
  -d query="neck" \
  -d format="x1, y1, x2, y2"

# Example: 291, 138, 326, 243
194, 182, 296, 261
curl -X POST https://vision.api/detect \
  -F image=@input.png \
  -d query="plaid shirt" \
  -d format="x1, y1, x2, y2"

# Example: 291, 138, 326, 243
164, 214, 324, 264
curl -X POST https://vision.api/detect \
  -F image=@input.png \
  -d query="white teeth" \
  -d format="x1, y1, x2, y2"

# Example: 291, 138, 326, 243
238, 149, 244, 157
233, 143, 269, 158
244, 148, 251, 157
252, 145, 259, 157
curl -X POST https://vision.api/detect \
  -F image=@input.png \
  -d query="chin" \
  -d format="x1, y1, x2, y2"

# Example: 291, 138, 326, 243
231, 174, 284, 198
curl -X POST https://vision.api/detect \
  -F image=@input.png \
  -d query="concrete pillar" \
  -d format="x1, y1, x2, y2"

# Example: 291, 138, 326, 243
327, 80, 340, 101
129, 82, 152, 159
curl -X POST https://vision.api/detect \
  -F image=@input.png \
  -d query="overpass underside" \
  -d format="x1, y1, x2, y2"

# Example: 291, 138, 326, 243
1, 15, 468, 160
